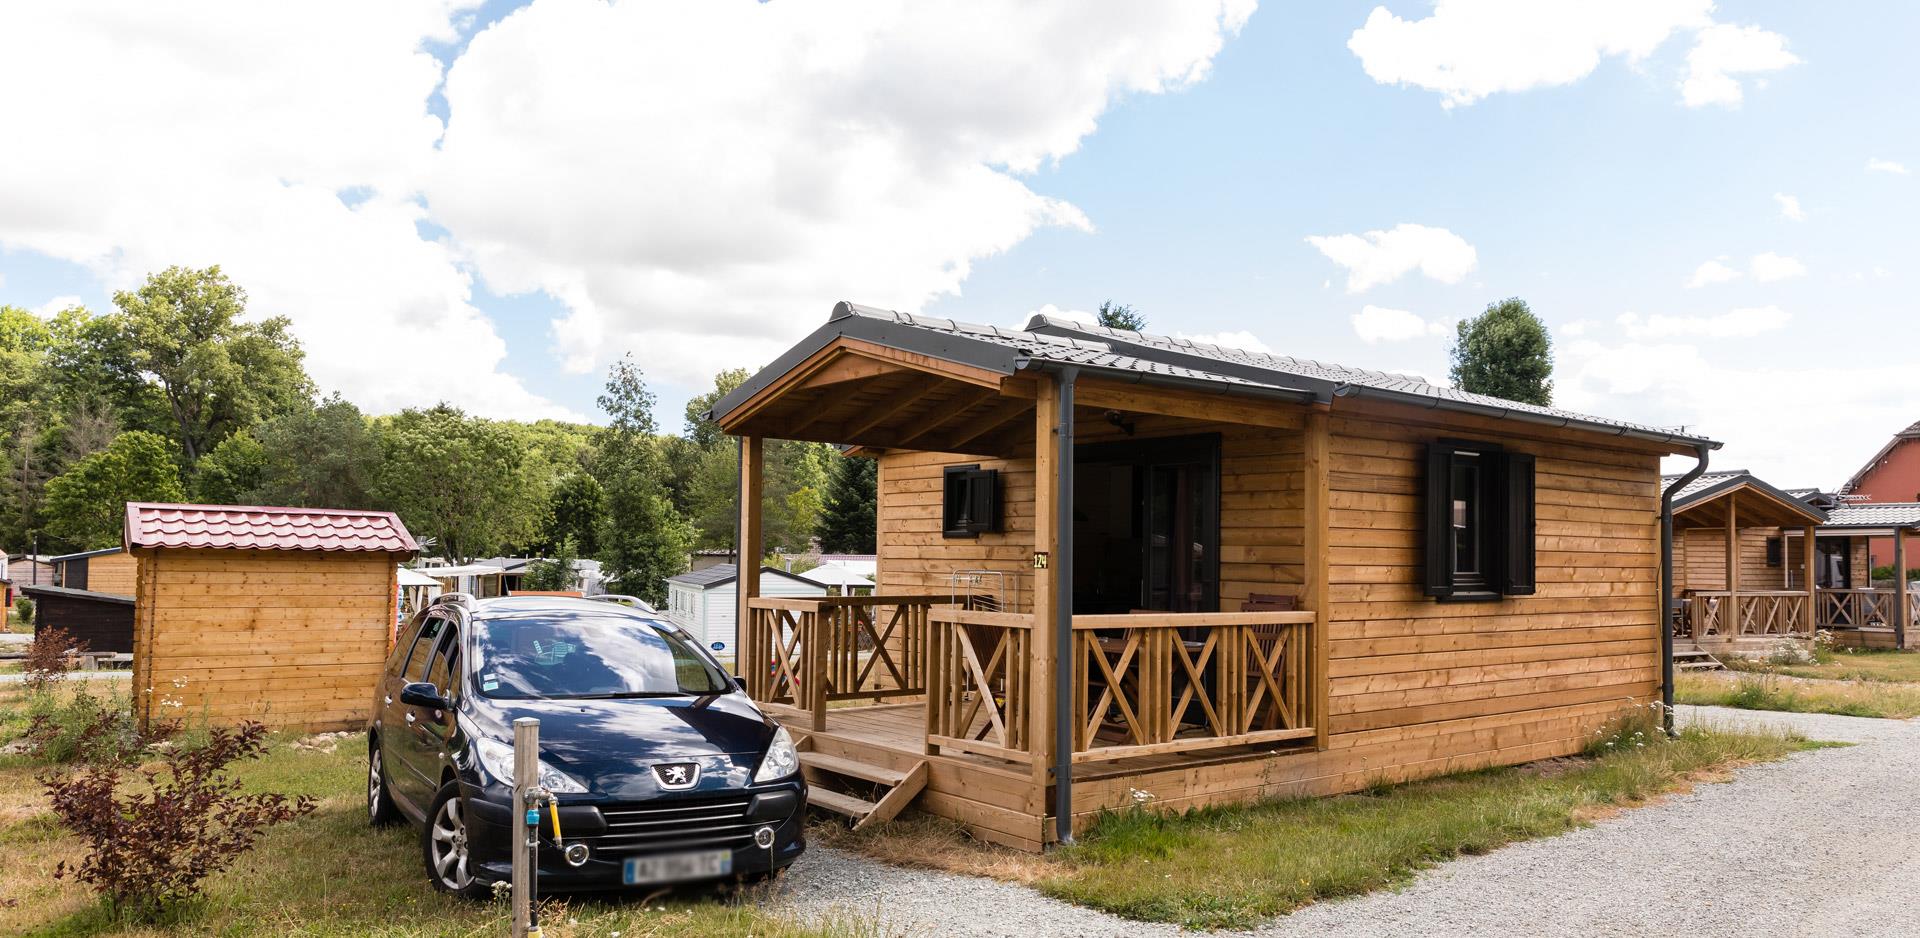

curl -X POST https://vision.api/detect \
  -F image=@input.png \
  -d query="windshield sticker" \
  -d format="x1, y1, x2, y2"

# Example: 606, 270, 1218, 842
482, 680, 500, 692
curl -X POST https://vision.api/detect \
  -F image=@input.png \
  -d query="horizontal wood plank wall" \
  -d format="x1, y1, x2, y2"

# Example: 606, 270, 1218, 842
136, 548, 397, 733
1676, 527, 1790, 592
875, 416, 1306, 606
1067, 404, 1666, 824
86, 551, 140, 595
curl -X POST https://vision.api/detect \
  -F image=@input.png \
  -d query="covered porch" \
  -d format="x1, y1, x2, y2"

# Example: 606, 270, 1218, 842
715, 309, 1331, 849
1806, 505, 1920, 649
1667, 472, 1825, 652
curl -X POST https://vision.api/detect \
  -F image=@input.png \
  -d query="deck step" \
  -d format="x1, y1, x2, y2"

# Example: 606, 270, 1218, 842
806, 787, 877, 820
1673, 648, 1725, 671
800, 751, 908, 786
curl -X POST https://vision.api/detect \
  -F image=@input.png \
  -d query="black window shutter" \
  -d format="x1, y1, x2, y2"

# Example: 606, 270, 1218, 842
1766, 537, 1782, 567
1501, 452, 1537, 596
968, 468, 998, 534
1423, 444, 1455, 598
942, 465, 977, 538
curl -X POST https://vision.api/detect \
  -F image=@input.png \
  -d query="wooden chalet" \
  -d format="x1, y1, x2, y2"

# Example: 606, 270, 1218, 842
707, 303, 1717, 850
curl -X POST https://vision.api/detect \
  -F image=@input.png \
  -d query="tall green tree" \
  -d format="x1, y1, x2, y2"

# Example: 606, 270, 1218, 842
540, 472, 605, 557
816, 453, 877, 554
375, 405, 545, 563
41, 430, 184, 550
1096, 300, 1145, 331
520, 536, 580, 592
102, 266, 314, 463
593, 357, 691, 604
190, 431, 268, 504
251, 395, 382, 508
1449, 297, 1554, 406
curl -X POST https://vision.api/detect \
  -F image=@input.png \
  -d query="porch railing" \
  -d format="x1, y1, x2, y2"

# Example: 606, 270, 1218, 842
743, 595, 936, 730
920, 608, 1318, 765
1680, 590, 1811, 640
1815, 587, 1918, 629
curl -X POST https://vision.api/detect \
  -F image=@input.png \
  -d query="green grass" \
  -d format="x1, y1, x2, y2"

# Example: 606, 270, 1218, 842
0, 719, 859, 938
1724, 647, 1920, 683
1033, 715, 1816, 930
1676, 671, 1920, 719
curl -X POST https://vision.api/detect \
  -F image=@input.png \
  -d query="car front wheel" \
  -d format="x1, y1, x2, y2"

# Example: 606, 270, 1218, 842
367, 740, 400, 827
422, 781, 490, 899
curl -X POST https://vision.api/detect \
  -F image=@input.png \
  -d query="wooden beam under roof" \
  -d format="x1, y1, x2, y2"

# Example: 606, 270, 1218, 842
892, 388, 997, 449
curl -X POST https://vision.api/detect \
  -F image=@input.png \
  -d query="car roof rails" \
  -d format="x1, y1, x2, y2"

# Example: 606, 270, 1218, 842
430, 592, 477, 611
586, 594, 658, 613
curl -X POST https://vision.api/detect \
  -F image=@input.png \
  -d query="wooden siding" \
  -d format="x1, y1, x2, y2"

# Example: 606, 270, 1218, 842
1676, 526, 1794, 592
866, 396, 1666, 840
26, 590, 134, 653
86, 551, 140, 595
132, 548, 399, 733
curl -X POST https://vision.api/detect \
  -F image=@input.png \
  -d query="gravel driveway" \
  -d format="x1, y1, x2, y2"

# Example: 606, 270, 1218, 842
778, 706, 1919, 937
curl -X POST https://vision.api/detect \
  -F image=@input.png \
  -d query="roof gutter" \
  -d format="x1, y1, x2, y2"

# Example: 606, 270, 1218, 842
1659, 443, 1712, 738
1329, 383, 1720, 451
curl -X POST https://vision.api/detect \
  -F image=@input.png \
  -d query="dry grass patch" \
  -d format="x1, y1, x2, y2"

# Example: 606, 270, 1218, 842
810, 815, 1053, 885
1676, 671, 1920, 719
1724, 647, 1920, 684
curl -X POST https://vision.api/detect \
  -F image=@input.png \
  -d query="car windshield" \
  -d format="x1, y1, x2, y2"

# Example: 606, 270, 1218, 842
470, 613, 731, 700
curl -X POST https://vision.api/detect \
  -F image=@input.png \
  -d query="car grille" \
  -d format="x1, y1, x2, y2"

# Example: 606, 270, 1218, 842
582, 796, 761, 855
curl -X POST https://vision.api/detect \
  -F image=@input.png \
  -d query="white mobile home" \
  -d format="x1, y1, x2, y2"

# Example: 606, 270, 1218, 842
664, 564, 826, 655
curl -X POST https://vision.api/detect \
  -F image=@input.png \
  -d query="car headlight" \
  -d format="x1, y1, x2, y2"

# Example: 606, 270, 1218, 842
471, 736, 588, 794
753, 726, 799, 783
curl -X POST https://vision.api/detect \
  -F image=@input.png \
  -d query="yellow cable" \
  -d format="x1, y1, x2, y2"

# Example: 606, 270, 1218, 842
548, 798, 562, 842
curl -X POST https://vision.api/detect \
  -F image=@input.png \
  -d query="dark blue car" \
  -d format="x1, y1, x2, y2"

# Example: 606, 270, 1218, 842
366, 594, 805, 897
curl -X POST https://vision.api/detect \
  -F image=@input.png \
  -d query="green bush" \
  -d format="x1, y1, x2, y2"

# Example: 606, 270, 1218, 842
24, 685, 172, 765
14, 596, 33, 626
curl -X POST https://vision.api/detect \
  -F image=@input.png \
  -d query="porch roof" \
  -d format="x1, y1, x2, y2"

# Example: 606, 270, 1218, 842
1663, 469, 1828, 528
1819, 502, 1920, 533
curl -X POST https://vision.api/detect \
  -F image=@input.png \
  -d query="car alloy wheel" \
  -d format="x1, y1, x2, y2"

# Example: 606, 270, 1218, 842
367, 751, 385, 819
428, 795, 473, 892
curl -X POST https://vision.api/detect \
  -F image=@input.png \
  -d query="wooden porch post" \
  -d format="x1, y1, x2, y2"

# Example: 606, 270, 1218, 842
1725, 496, 1739, 635
736, 437, 765, 696
1302, 410, 1331, 751
1029, 380, 1059, 830
1896, 527, 1910, 651
1802, 526, 1818, 635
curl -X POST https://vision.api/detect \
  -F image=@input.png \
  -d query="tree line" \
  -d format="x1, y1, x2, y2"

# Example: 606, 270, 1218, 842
0, 266, 876, 604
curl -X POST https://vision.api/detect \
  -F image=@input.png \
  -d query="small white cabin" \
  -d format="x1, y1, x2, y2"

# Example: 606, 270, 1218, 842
664, 564, 826, 656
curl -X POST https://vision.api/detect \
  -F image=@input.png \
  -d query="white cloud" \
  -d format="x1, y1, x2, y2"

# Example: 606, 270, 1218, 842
0, 1, 575, 420
1750, 252, 1807, 282
1867, 158, 1911, 175
1351, 305, 1450, 343
1685, 259, 1741, 288
1346, 1, 1794, 110
1773, 193, 1804, 221
30, 295, 83, 318
1680, 22, 1799, 107
1180, 330, 1271, 353
1305, 224, 1477, 293
0, 1, 1257, 414
430, 0, 1255, 388
1615, 306, 1789, 340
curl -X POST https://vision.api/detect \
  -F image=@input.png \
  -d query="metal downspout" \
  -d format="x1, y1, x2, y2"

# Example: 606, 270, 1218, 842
1054, 367, 1077, 845
1660, 444, 1712, 737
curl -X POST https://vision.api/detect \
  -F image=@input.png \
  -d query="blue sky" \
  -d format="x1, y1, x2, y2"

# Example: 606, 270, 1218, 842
1, 1, 1914, 484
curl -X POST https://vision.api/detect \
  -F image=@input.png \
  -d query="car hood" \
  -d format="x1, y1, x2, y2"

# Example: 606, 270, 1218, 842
466, 692, 778, 798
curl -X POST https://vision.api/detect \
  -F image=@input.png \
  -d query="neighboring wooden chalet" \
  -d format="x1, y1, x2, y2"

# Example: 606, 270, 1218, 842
1810, 502, 1920, 649
665, 564, 829, 655
19, 584, 134, 653
706, 302, 1717, 850
50, 547, 140, 594
127, 502, 418, 733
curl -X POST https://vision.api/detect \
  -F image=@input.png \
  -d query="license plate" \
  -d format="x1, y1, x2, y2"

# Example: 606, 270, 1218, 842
623, 849, 732, 884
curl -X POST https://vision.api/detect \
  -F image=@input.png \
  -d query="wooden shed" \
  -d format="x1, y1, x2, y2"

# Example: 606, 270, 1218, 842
20, 584, 134, 653
126, 502, 418, 733
50, 547, 140, 594
707, 303, 1720, 850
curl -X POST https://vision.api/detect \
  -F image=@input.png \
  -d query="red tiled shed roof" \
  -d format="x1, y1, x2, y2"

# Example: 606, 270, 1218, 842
123, 503, 418, 555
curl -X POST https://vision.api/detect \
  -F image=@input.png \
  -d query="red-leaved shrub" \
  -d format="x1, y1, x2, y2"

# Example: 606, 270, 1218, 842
42, 719, 314, 918
22, 625, 85, 692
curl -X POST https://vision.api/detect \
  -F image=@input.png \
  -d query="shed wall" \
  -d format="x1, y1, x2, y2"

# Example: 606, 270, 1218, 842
86, 551, 140, 595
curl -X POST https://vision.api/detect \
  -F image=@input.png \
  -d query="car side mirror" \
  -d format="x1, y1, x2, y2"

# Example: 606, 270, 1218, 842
399, 681, 449, 710
734, 675, 749, 693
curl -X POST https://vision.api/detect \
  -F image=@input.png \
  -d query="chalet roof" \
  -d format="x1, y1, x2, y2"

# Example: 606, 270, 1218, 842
709, 303, 1718, 451
47, 547, 123, 563
1821, 503, 1920, 529
666, 563, 825, 591
1660, 469, 1828, 523
124, 503, 418, 554
1028, 314, 1718, 449
1840, 419, 1920, 495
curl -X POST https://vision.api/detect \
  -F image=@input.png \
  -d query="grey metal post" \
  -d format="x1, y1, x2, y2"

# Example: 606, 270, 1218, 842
1053, 368, 1077, 845
511, 717, 539, 938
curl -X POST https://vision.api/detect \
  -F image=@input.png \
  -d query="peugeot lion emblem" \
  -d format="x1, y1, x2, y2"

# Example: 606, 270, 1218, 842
653, 762, 700, 790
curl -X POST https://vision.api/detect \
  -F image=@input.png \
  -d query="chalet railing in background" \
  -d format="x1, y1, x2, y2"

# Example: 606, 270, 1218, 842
1071, 611, 1315, 763
743, 595, 936, 730
1682, 591, 1810, 640
1815, 587, 1918, 629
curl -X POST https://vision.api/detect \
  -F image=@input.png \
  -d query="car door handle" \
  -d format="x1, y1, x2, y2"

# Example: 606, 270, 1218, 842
404, 712, 417, 725
384, 695, 393, 706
